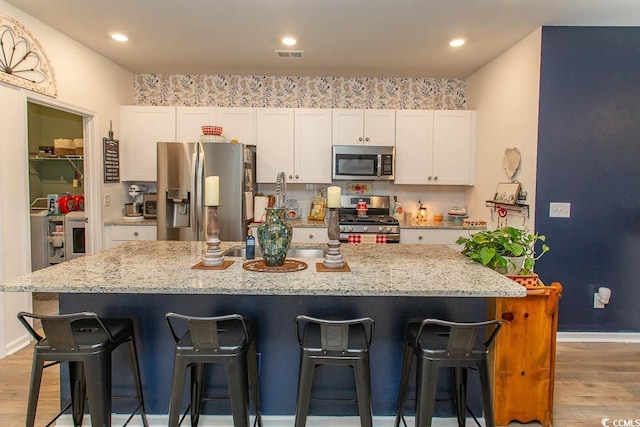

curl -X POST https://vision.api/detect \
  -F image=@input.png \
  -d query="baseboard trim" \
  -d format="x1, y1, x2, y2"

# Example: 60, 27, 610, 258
557, 332, 640, 343
2, 332, 31, 358
56, 414, 475, 426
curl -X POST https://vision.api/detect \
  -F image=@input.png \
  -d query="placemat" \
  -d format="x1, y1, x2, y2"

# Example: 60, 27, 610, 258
315, 262, 351, 272
243, 259, 308, 273
191, 260, 235, 270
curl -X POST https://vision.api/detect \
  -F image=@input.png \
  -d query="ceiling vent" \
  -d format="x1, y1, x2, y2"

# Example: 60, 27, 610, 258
275, 50, 304, 58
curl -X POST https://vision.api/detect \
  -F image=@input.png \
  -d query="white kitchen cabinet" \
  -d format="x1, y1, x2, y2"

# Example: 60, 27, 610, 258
332, 109, 395, 146
291, 227, 329, 244
255, 108, 295, 183
256, 108, 331, 184
251, 226, 329, 245
399, 228, 463, 250
394, 110, 476, 185
176, 107, 256, 144
120, 106, 176, 181
105, 225, 157, 249
293, 109, 332, 183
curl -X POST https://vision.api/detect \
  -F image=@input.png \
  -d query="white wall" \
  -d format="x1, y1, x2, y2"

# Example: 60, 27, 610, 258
466, 28, 542, 230
0, 1, 134, 357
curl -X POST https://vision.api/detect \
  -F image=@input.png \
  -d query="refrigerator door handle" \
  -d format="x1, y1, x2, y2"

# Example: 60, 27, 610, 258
191, 144, 199, 239
195, 142, 205, 240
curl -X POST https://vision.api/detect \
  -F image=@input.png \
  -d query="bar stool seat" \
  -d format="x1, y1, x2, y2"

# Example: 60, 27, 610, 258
165, 312, 262, 427
395, 318, 502, 427
294, 315, 375, 427
17, 311, 148, 427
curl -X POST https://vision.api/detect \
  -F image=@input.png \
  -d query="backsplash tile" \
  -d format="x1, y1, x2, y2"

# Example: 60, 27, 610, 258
134, 75, 466, 109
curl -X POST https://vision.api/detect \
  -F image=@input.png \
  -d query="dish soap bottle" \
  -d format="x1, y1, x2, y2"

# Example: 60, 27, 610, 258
245, 228, 255, 260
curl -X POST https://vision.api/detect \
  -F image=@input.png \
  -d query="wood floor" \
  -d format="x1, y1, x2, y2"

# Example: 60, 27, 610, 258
1, 341, 638, 426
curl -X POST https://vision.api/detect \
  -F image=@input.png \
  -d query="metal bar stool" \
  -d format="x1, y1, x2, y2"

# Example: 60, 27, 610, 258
394, 319, 502, 427
165, 312, 262, 427
294, 315, 375, 427
17, 311, 148, 427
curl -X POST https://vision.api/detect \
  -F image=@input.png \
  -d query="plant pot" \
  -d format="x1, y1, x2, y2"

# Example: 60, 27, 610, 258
499, 256, 525, 275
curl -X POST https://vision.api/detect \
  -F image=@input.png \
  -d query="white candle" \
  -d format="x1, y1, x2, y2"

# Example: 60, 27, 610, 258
327, 186, 341, 208
205, 176, 220, 206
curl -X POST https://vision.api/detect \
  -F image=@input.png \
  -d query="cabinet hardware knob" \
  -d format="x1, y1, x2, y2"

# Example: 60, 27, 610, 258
309, 234, 313, 239
428, 176, 433, 180
365, 137, 369, 142
358, 137, 363, 142
418, 235, 423, 240
133, 232, 139, 237
434, 176, 438, 181
295, 174, 299, 179
289, 175, 293, 179
501, 312, 514, 321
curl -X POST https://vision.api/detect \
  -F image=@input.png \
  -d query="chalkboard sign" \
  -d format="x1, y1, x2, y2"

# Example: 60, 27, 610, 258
103, 137, 120, 183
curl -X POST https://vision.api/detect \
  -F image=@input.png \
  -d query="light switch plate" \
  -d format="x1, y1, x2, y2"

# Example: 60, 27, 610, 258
549, 202, 571, 218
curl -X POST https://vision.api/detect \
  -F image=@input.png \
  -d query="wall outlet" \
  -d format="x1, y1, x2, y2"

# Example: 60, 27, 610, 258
549, 202, 571, 218
104, 194, 110, 207
593, 293, 605, 309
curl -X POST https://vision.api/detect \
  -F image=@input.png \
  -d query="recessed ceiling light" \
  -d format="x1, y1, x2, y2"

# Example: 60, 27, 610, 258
111, 33, 129, 42
449, 38, 466, 47
282, 37, 297, 46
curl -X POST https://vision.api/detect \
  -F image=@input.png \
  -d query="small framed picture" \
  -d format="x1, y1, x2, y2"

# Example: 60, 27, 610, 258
493, 182, 521, 204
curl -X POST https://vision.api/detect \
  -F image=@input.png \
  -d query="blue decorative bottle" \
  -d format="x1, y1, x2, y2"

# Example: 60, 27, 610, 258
245, 228, 255, 260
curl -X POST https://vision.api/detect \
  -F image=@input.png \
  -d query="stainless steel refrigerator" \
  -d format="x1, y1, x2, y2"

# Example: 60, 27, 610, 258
157, 142, 256, 242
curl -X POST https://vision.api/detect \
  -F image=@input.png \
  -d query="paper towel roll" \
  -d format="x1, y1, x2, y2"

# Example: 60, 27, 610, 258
253, 196, 268, 223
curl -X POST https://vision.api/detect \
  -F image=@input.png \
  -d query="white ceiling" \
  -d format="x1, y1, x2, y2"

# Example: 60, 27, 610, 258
5, 0, 640, 78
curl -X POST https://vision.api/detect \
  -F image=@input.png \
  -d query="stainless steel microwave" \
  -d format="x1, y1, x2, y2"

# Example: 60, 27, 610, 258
332, 145, 395, 181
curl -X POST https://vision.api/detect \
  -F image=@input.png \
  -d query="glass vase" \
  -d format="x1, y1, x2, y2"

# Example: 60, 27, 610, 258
257, 207, 292, 266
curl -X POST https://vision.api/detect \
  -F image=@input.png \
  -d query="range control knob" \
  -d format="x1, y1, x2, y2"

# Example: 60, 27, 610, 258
378, 226, 384, 232
363, 226, 368, 232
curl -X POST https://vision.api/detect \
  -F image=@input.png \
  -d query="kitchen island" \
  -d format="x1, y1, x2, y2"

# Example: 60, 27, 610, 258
1, 241, 525, 419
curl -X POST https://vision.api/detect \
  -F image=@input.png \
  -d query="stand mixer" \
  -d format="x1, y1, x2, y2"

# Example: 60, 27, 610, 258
125, 184, 148, 217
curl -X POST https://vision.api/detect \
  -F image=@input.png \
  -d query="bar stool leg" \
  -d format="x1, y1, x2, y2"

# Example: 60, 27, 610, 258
69, 361, 86, 427
454, 367, 468, 427
478, 359, 495, 427
168, 354, 189, 427
126, 338, 149, 427
294, 356, 315, 427
415, 358, 439, 427
190, 363, 206, 427
394, 339, 414, 427
354, 358, 373, 427
247, 340, 263, 427
25, 354, 45, 427
227, 353, 250, 427
84, 352, 112, 427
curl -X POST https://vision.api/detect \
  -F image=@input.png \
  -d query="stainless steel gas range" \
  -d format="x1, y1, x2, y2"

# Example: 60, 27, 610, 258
338, 195, 400, 243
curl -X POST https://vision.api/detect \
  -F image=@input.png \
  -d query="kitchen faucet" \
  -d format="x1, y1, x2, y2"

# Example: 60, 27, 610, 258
275, 171, 286, 208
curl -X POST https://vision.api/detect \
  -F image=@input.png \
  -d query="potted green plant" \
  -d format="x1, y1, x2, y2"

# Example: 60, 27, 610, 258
456, 226, 549, 276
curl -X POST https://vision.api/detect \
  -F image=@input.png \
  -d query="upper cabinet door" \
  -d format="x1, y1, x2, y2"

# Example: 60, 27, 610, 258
294, 109, 332, 183
332, 109, 365, 145
121, 106, 176, 182
394, 110, 434, 185
433, 110, 476, 185
332, 109, 395, 146
364, 109, 396, 146
175, 107, 216, 142
217, 108, 256, 145
255, 108, 295, 183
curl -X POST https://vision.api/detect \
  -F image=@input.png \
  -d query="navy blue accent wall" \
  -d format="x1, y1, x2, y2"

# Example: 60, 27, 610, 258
536, 27, 640, 331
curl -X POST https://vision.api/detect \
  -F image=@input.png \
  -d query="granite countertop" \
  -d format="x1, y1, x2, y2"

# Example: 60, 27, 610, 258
105, 219, 158, 226
1, 241, 525, 298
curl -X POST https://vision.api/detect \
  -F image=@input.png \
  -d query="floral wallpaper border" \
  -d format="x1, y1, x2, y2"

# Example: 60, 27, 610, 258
134, 74, 466, 110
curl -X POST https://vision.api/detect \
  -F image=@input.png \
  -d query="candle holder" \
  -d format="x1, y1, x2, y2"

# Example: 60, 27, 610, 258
323, 208, 345, 269
203, 206, 224, 267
